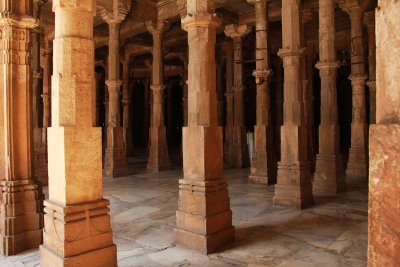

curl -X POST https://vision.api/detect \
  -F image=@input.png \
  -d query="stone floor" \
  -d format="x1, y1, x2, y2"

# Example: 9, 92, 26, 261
0, 154, 368, 267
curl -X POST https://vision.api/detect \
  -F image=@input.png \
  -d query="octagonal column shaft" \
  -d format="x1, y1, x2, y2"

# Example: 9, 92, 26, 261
39, 1, 117, 265
174, 0, 235, 253
247, 0, 277, 184
313, 0, 345, 194
274, 0, 313, 209
102, 4, 129, 178
146, 21, 171, 171
224, 24, 250, 168
0, 4, 43, 256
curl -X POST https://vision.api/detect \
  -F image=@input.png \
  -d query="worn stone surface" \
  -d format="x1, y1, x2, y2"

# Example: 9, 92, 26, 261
39, 0, 117, 266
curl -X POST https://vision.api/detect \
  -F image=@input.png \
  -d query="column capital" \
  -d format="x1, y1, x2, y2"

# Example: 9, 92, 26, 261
278, 47, 306, 58
181, 13, 221, 32
252, 69, 273, 85
101, 0, 130, 25
247, 0, 272, 5
106, 79, 123, 91
224, 24, 251, 40
145, 20, 170, 35
150, 84, 166, 92
338, 0, 371, 15
363, 11, 375, 28
52, 0, 96, 13
0, 15, 38, 29
315, 61, 341, 70
349, 73, 368, 84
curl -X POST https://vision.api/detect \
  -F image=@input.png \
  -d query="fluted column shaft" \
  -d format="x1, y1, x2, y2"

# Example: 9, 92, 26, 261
174, 0, 234, 253
313, 0, 345, 194
247, 0, 277, 184
274, 0, 313, 209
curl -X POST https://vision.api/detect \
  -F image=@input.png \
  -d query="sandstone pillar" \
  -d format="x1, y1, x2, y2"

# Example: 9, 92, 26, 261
272, 57, 283, 159
221, 41, 234, 164
146, 21, 171, 171
42, 44, 52, 130
0, 3, 43, 256
122, 58, 134, 156
313, 0, 345, 194
144, 78, 150, 147
224, 24, 251, 168
32, 0, 48, 186
179, 54, 189, 127
247, 0, 277, 184
174, 0, 235, 253
216, 53, 224, 126
340, 1, 368, 179
101, 1, 129, 178
39, 0, 117, 265
274, 0, 313, 208
368, 1, 400, 265
364, 11, 376, 124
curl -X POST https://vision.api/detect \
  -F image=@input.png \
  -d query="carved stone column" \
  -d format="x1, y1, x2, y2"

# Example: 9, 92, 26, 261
339, 1, 369, 179
179, 54, 189, 127
39, 0, 117, 265
313, 0, 345, 194
42, 44, 52, 130
274, 0, 313, 208
101, 1, 129, 178
32, 0, 48, 186
122, 58, 134, 156
174, 0, 235, 253
369, 1, 400, 265
224, 24, 251, 168
364, 11, 376, 124
247, 0, 277, 184
144, 77, 150, 147
216, 52, 224, 126
146, 21, 171, 171
272, 57, 283, 159
0, 4, 43, 256
220, 41, 234, 165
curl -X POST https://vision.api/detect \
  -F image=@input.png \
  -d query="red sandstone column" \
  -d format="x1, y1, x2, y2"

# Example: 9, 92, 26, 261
42, 42, 52, 130
0, 2, 43, 256
224, 24, 251, 168
32, 0, 48, 186
364, 11, 376, 124
221, 41, 234, 165
272, 57, 283, 159
368, 1, 400, 265
216, 52, 224, 126
146, 21, 171, 171
179, 53, 189, 127
174, 0, 235, 253
122, 58, 134, 156
274, 0, 313, 208
247, 0, 277, 184
101, 0, 129, 178
313, 0, 345, 194
39, 0, 117, 266
339, 1, 369, 179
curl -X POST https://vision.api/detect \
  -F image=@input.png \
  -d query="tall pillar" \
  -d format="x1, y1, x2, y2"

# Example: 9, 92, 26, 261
179, 54, 189, 127
146, 21, 171, 171
32, 0, 48, 186
272, 57, 283, 159
221, 41, 234, 164
216, 53, 224, 126
0, 3, 43, 256
369, 1, 400, 265
247, 0, 277, 184
101, 0, 129, 178
364, 11, 376, 124
122, 58, 134, 156
313, 0, 345, 194
42, 43, 52, 130
39, 0, 117, 265
224, 24, 251, 168
144, 77, 150, 147
339, 1, 368, 179
274, 0, 313, 208
174, 0, 235, 253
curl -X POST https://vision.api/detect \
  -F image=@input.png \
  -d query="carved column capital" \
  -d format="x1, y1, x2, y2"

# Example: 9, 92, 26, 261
247, 0, 272, 5
338, 0, 371, 14
363, 11, 375, 29
105, 79, 123, 92
101, 0, 130, 25
145, 20, 170, 35
181, 13, 221, 32
224, 24, 251, 40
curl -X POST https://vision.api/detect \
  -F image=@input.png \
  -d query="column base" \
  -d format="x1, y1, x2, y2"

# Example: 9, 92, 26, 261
273, 162, 313, 209
249, 151, 277, 184
147, 145, 171, 171
227, 126, 249, 168
40, 199, 117, 267
174, 178, 235, 254
346, 148, 368, 180
313, 154, 345, 195
104, 127, 129, 178
0, 180, 43, 256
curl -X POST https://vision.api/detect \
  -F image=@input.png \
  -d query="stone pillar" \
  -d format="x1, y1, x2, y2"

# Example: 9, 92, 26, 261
224, 24, 251, 168
174, 0, 235, 253
247, 0, 277, 184
101, 1, 129, 178
32, 0, 48, 186
340, 1, 368, 179
0, 4, 43, 256
364, 11, 376, 124
369, 1, 400, 265
122, 58, 134, 156
274, 0, 313, 208
39, 0, 117, 265
272, 57, 283, 159
144, 78, 150, 147
216, 53, 224, 126
313, 0, 345, 194
42, 44, 52, 130
179, 54, 189, 127
146, 21, 171, 171
221, 41, 234, 164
